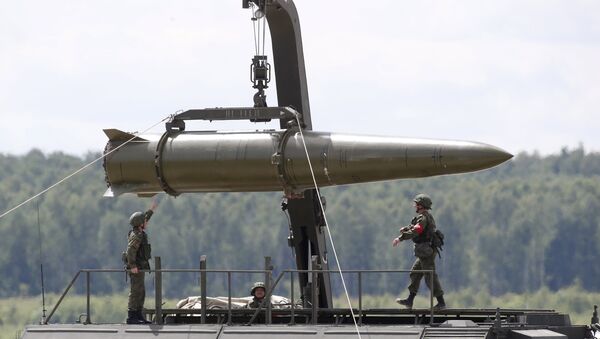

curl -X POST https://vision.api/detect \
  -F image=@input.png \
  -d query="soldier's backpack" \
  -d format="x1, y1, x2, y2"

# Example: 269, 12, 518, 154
430, 229, 445, 258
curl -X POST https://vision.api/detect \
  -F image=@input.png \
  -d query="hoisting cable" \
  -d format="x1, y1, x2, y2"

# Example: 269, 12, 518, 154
294, 115, 363, 339
249, 3, 267, 56
261, 7, 266, 56
250, 3, 259, 55
247, 2, 270, 109
0, 115, 171, 220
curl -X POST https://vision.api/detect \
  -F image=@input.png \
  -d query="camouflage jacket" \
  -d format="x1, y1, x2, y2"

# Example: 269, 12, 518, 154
398, 211, 436, 243
126, 228, 151, 270
247, 297, 264, 309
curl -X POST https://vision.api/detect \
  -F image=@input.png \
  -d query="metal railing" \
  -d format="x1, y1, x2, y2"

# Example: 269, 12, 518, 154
275, 269, 435, 325
43, 256, 436, 325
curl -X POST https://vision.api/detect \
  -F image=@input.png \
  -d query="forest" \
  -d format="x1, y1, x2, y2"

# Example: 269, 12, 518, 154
0, 146, 599, 302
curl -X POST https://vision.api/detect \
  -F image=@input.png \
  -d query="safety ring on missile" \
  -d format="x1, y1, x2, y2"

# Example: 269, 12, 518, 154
154, 130, 180, 196
275, 126, 305, 198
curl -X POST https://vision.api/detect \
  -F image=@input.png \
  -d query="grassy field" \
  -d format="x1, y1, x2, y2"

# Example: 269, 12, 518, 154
2, 286, 599, 339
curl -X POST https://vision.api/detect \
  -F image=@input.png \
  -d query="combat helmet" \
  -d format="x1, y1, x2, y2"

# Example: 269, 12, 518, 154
251, 281, 266, 296
129, 211, 145, 227
413, 193, 432, 209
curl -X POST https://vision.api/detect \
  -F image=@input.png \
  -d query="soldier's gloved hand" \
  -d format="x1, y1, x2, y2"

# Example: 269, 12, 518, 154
150, 197, 159, 211
131, 266, 139, 274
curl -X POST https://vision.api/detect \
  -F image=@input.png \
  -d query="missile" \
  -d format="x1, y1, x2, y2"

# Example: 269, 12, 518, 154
102, 125, 512, 197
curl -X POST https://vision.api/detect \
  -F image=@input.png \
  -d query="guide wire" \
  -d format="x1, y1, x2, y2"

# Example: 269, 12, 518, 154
0, 116, 171, 220
294, 115, 363, 339
37, 202, 47, 325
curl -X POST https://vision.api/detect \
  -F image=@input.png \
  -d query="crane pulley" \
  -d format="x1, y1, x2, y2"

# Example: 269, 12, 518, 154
246, 0, 271, 115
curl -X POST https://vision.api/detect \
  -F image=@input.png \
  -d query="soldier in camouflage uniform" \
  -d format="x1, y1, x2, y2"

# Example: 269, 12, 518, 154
247, 281, 266, 308
125, 200, 157, 324
392, 194, 446, 310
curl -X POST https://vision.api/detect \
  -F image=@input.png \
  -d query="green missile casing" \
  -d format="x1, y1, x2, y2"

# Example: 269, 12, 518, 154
103, 129, 512, 197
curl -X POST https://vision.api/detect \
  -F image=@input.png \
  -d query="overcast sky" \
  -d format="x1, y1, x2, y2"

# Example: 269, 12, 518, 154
1, 1, 599, 157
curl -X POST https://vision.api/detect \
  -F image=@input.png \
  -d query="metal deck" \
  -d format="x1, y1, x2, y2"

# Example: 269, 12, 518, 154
22, 307, 588, 339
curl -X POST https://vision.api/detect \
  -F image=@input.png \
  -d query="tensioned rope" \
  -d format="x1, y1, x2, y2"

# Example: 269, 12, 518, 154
250, 3, 259, 55
294, 115, 363, 339
0, 116, 171, 220
1, 108, 363, 338
250, 3, 266, 56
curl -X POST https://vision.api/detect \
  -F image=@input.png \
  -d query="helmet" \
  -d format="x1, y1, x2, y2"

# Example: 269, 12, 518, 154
129, 211, 145, 227
413, 194, 432, 209
251, 281, 266, 296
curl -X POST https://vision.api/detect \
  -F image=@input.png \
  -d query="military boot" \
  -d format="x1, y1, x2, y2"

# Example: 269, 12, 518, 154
126, 310, 143, 324
126, 310, 146, 324
136, 310, 152, 324
433, 295, 446, 311
396, 292, 416, 309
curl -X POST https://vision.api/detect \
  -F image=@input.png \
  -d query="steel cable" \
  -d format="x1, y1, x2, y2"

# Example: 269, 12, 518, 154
294, 115, 363, 339
0, 115, 171, 220
250, 3, 259, 55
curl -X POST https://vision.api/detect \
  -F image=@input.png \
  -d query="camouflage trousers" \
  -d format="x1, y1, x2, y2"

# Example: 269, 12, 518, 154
407, 253, 444, 298
128, 272, 145, 311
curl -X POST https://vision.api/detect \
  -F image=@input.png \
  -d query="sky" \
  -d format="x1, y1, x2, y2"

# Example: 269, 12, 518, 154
1, 0, 599, 157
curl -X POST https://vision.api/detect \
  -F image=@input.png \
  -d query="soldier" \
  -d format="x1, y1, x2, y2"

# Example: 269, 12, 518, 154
392, 193, 446, 310
248, 281, 267, 308
125, 200, 157, 324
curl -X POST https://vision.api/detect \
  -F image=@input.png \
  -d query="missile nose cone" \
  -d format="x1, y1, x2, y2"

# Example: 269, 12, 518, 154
489, 145, 513, 164
474, 143, 513, 168
443, 142, 513, 173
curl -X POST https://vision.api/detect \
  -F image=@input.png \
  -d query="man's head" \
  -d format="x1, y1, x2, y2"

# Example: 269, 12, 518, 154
251, 281, 266, 299
129, 211, 147, 229
413, 193, 432, 211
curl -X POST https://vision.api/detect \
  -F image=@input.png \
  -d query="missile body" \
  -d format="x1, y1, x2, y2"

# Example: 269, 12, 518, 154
102, 128, 512, 197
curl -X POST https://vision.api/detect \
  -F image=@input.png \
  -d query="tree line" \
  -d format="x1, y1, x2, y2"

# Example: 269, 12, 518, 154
0, 146, 599, 299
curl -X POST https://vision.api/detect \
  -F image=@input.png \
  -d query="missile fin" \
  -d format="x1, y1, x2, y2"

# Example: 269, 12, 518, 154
103, 187, 117, 197
104, 185, 156, 198
103, 185, 133, 197
103, 128, 148, 142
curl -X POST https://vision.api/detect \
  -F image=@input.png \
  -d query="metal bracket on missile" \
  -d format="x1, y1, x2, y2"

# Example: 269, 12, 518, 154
272, 126, 307, 198
154, 130, 180, 197
166, 106, 301, 132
